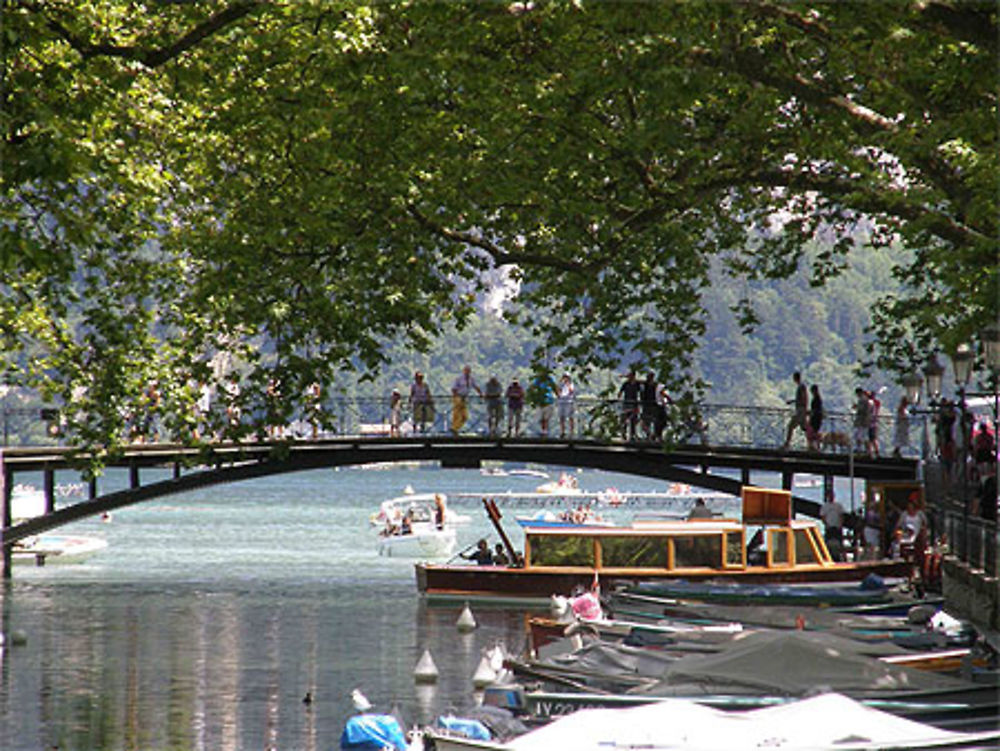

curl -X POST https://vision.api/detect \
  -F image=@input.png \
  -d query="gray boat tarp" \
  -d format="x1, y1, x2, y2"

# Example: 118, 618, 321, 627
636, 630, 972, 697
517, 630, 968, 697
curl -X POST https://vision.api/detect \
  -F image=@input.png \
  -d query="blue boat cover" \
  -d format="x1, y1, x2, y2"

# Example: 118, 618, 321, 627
340, 714, 407, 751
436, 715, 492, 740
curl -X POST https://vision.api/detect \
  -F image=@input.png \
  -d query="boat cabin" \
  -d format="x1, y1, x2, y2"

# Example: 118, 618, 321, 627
522, 487, 833, 574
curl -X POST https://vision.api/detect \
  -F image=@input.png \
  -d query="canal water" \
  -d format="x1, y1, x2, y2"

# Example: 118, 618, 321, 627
0, 464, 824, 750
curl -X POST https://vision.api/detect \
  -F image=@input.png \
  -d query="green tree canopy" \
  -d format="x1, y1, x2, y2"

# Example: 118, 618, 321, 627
2, 1, 996, 450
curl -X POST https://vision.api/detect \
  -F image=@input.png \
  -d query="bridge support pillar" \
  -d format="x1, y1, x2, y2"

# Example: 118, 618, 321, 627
129, 464, 139, 489
741, 468, 751, 487
781, 471, 793, 491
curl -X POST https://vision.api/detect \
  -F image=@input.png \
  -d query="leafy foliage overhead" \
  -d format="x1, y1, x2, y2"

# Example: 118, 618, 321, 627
2, 1, 996, 451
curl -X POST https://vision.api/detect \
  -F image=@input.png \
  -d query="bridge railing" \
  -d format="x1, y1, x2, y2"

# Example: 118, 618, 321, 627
935, 505, 999, 579
3, 393, 930, 458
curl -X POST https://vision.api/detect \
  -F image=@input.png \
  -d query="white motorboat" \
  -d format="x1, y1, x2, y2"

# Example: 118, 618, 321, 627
425, 692, 1000, 750
370, 491, 470, 529
534, 472, 582, 495
10, 484, 109, 566
376, 526, 457, 558
13, 534, 109, 566
11, 483, 47, 520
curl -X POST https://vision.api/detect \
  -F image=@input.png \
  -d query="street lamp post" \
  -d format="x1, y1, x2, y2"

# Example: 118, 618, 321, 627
911, 325, 1000, 571
952, 343, 974, 556
980, 323, 1000, 520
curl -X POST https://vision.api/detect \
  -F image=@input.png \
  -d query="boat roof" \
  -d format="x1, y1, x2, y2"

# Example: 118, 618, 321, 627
520, 518, 821, 535
379, 493, 442, 508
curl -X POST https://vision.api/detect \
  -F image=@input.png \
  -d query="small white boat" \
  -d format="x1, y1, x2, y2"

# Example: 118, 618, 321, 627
370, 491, 470, 528
508, 469, 550, 479
425, 692, 1000, 750
13, 534, 108, 565
534, 472, 581, 495
377, 526, 457, 558
12, 484, 47, 520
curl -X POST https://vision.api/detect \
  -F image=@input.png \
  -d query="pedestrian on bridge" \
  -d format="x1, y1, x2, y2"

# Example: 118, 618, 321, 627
506, 377, 525, 437
807, 384, 824, 452
531, 372, 557, 437
619, 371, 641, 441
409, 371, 434, 433
853, 387, 871, 455
640, 373, 659, 440
557, 373, 576, 439
451, 365, 483, 434
782, 371, 808, 450
484, 375, 504, 437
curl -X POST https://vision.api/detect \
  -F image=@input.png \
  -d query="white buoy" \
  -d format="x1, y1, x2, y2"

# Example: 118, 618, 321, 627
413, 649, 439, 684
456, 603, 477, 633
472, 655, 497, 689
487, 643, 505, 674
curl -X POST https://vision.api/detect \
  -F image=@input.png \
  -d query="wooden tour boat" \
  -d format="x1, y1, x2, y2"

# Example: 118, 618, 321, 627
415, 487, 911, 601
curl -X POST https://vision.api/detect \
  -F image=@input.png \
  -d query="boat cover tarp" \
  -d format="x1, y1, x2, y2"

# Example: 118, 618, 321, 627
436, 716, 491, 740
454, 705, 528, 740
340, 713, 407, 751
501, 692, 999, 751
637, 630, 972, 697
625, 578, 890, 606
616, 597, 918, 634
516, 641, 681, 692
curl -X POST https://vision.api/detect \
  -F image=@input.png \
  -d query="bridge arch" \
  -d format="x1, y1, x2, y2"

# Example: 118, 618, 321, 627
2, 436, 918, 549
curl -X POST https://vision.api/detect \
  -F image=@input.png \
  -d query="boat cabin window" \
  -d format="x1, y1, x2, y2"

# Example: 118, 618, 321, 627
793, 528, 820, 565
600, 536, 668, 569
768, 529, 790, 566
672, 535, 722, 569
724, 531, 745, 568
528, 535, 595, 567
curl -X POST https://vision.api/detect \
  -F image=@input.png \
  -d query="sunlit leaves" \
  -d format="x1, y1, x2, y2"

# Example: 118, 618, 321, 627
1, 1, 995, 453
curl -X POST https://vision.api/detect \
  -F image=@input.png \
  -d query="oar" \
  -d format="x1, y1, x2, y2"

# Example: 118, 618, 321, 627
447, 542, 477, 564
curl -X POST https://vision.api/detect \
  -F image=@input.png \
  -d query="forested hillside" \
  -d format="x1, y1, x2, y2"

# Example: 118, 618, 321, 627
360, 241, 910, 414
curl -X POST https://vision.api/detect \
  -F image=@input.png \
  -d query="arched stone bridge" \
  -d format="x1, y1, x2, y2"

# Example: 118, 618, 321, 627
1, 435, 919, 571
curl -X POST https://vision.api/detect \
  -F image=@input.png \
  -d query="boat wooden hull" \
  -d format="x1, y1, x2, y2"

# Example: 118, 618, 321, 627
415, 558, 912, 601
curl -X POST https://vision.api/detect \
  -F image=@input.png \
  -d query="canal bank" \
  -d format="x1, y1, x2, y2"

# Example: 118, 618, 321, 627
942, 556, 1000, 651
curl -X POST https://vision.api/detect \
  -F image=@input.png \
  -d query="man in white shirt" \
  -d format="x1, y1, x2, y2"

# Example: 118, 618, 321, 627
819, 490, 845, 560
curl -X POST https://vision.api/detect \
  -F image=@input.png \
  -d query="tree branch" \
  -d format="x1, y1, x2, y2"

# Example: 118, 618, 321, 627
916, 0, 998, 56
405, 204, 593, 275
39, 2, 261, 68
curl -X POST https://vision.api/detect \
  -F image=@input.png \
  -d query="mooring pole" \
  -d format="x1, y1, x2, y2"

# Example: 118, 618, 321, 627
483, 497, 519, 566
0, 450, 10, 579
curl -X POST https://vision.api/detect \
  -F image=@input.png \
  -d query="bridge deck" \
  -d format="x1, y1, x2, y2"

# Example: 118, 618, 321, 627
1, 436, 917, 545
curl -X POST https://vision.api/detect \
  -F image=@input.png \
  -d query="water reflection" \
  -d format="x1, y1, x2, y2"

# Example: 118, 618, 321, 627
0, 581, 541, 750
4, 465, 673, 749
